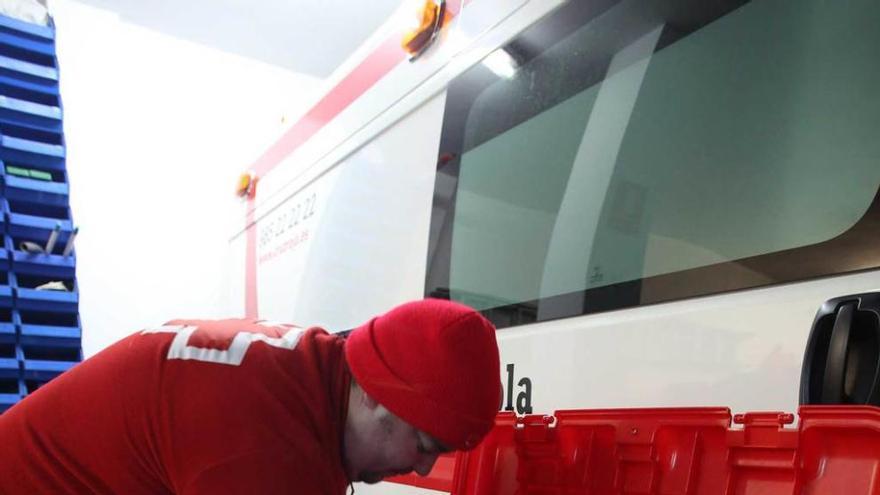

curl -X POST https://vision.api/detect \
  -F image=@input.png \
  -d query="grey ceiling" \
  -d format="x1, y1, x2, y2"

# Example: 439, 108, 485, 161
68, 0, 403, 77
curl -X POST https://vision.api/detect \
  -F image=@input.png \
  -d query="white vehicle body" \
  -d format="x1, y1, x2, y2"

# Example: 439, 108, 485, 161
226, 0, 880, 492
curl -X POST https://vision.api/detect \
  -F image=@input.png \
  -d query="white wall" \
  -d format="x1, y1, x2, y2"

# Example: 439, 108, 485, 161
49, 0, 321, 357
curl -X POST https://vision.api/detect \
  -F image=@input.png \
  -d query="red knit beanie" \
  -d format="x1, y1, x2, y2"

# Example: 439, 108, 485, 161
345, 299, 500, 451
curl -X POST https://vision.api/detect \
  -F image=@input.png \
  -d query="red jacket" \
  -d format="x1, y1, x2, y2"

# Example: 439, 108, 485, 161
0, 319, 351, 494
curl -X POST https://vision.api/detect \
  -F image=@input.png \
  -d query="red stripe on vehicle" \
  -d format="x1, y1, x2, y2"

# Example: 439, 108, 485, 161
245, 207, 258, 317
244, 0, 465, 317
252, 35, 407, 177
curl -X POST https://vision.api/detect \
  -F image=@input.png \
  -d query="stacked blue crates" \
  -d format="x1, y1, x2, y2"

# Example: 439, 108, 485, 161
0, 14, 80, 413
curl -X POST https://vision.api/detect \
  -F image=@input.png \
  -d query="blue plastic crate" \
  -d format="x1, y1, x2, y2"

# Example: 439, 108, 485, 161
0, 193, 73, 235
0, 94, 61, 130
0, 30, 54, 57
0, 26, 56, 70
0, 305, 12, 342
0, 284, 11, 308
20, 343, 79, 381
0, 53, 57, 85
7, 195, 70, 219
0, 341, 17, 378
0, 73, 58, 100
12, 250, 74, 277
0, 322, 13, 343
19, 323, 80, 348
0, 13, 59, 100
0, 13, 55, 42
0, 237, 12, 307
0, 357, 16, 377
0, 134, 64, 169
3, 174, 69, 206
0, 360, 16, 379
0, 120, 64, 146
0, 393, 20, 411
15, 308, 81, 348
0, 376, 23, 411
11, 272, 77, 313
15, 287, 77, 313
21, 360, 74, 381
7, 213, 72, 241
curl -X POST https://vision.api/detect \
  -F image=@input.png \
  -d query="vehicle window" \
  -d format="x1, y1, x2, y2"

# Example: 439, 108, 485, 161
426, 0, 880, 328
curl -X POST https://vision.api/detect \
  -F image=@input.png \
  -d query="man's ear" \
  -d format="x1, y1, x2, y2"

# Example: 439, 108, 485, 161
361, 391, 380, 410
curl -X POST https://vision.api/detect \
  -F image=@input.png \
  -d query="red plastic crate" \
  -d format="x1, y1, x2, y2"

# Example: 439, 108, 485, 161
439, 406, 880, 495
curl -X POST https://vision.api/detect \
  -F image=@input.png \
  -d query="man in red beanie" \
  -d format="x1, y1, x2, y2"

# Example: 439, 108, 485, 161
0, 299, 500, 494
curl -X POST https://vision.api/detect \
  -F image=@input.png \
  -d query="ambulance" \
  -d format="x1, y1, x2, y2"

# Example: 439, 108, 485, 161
226, 0, 880, 492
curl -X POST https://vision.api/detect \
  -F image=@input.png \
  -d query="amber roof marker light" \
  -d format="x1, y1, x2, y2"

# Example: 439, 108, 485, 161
236, 170, 258, 199
402, 0, 448, 61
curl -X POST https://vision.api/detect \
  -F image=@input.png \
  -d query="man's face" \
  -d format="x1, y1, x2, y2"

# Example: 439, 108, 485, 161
346, 405, 449, 484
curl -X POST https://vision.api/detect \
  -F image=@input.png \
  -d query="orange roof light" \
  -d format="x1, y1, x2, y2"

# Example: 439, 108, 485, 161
236, 170, 258, 199
402, 0, 447, 60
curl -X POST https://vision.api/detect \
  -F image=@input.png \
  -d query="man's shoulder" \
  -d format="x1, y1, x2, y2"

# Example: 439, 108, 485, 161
161, 317, 302, 336
136, 319, 334, 365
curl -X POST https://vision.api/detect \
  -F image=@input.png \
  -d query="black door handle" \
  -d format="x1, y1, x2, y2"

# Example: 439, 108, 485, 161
801, 292, 880, 406
821, 302, 855, 404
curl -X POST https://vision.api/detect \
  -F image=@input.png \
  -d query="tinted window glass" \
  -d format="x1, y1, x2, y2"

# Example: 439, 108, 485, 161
427, 0, 880, 327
